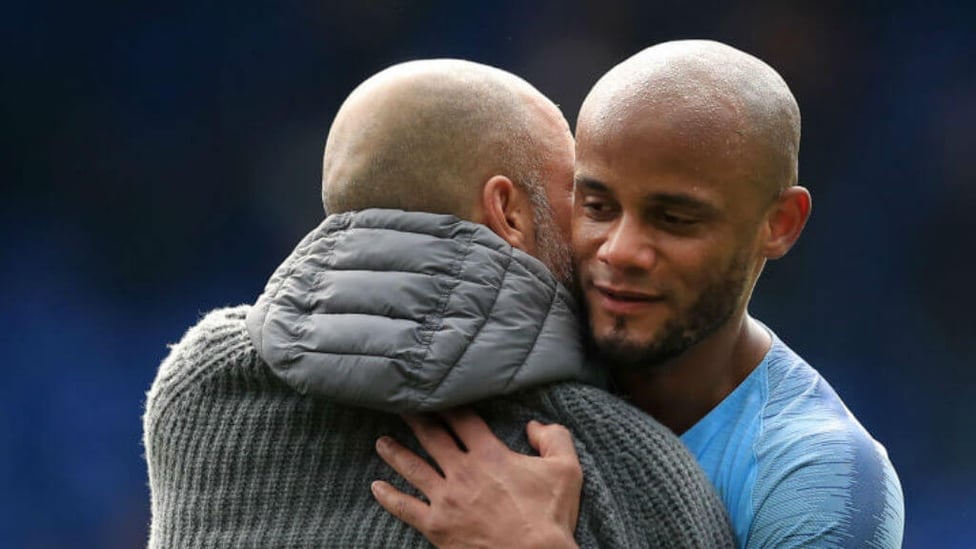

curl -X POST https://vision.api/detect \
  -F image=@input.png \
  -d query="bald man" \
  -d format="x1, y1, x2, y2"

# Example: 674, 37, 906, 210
375, 43, 905, 548
143, 59, 734, 548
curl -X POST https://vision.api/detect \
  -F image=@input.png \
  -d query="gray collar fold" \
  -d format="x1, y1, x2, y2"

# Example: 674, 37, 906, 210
246, 209, 599, 413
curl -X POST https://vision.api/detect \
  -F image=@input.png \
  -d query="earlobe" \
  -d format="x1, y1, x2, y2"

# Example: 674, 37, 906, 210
481, 175, 532, 252
764, 186, 811, 259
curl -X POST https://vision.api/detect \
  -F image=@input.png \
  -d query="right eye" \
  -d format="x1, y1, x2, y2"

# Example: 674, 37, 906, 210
581, 197, 617, 220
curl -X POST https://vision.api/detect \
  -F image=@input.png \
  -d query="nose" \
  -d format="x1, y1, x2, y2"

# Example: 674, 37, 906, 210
596, 215, 655, 271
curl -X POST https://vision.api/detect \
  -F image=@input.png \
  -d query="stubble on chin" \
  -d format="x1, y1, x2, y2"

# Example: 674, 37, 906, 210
592, 315, 692, 371
589, 254, 750, 372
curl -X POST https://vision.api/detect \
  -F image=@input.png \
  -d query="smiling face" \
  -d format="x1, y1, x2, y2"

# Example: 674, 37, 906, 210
573, 98, 776, 369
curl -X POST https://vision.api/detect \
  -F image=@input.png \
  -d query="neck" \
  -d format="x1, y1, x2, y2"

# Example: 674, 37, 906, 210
611, 312, 771, 435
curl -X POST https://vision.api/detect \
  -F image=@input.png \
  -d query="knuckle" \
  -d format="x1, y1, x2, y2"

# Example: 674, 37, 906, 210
425, 514, 452, 543
439, 490, 461, 509
552, 425, 575, 444
554, 457, 582, 480
394, 498, 407, 520
404, 454, 425, 479
549, 423, 571, 436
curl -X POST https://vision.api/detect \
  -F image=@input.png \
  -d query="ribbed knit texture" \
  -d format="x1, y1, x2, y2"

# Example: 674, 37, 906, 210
144, 307, 733, 548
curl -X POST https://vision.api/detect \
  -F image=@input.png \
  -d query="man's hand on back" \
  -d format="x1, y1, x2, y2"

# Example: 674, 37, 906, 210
370, 409, 582, 549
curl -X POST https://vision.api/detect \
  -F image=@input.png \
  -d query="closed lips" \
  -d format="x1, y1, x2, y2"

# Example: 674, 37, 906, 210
594, 285, 661, 301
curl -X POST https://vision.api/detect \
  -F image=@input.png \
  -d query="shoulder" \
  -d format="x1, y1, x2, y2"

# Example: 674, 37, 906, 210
538, 383, 714, 479
543, 382, 684, 448
541, 383, 736, 548
748, 342, 905, 547
749, 419, 904, 547
144, 305, 259, 423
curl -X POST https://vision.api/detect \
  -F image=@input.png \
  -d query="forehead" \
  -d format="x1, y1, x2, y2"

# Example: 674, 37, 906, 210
575, 98, 763, 205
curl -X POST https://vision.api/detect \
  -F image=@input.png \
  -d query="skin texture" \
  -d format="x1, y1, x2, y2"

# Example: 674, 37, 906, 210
373, 412, 580, 549
322, 59, 576, 286
342, 60, 582, 548
374, 41, 811, 547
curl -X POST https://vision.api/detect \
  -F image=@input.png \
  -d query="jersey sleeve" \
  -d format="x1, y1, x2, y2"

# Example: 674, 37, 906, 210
747, 419, 904, 548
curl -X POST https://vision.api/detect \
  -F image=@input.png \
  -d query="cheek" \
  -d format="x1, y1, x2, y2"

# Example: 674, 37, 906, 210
656, 239, 723, 293
570, 215, 600, 261
668, 241, 740, 297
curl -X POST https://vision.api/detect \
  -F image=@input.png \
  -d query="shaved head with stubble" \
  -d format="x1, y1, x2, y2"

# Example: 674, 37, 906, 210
322, 59, 576, 286
573, 40, 808, 373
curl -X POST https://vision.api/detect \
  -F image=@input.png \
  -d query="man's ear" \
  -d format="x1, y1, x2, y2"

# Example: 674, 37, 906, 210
480, 175, 535, 252
762, 186, 811, 259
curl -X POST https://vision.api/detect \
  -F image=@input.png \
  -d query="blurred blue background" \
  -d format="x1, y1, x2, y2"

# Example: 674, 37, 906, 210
2, 1, 974, 547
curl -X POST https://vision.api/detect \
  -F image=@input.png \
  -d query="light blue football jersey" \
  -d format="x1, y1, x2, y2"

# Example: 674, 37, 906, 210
680, 329, 904, 548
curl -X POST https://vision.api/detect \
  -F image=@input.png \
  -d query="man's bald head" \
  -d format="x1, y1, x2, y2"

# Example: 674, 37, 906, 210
322, 59, 571, 220
572, 41, 811, 372
578, 39, 801, 197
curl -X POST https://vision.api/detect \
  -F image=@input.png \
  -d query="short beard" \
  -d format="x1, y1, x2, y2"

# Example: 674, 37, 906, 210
529, 188, 574, 288
588, 254, 751, 371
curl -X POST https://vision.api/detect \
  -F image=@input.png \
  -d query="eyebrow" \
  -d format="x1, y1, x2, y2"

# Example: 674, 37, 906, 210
648, 193, 718, 215
575, 177, 610, 193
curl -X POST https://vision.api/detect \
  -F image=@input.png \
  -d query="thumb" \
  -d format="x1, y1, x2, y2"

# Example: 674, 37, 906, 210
527, 420, 578, 461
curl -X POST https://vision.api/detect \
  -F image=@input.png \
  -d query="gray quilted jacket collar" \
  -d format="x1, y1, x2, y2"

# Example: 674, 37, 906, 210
246, 209, 599, 413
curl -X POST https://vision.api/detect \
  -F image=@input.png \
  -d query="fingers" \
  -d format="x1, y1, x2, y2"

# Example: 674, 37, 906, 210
527, 421, 583, 529
526, 420, 578, 461
375, 435, 442, 495
371, 480, 429, 531
440, 408, 504, 453
403, 414, 464, 464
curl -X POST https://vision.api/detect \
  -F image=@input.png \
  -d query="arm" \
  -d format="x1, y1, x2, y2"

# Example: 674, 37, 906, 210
370, 409, 581, 549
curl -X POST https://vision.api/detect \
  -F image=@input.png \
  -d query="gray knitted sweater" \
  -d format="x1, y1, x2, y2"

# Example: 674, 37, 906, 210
144, 210, 733, 548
